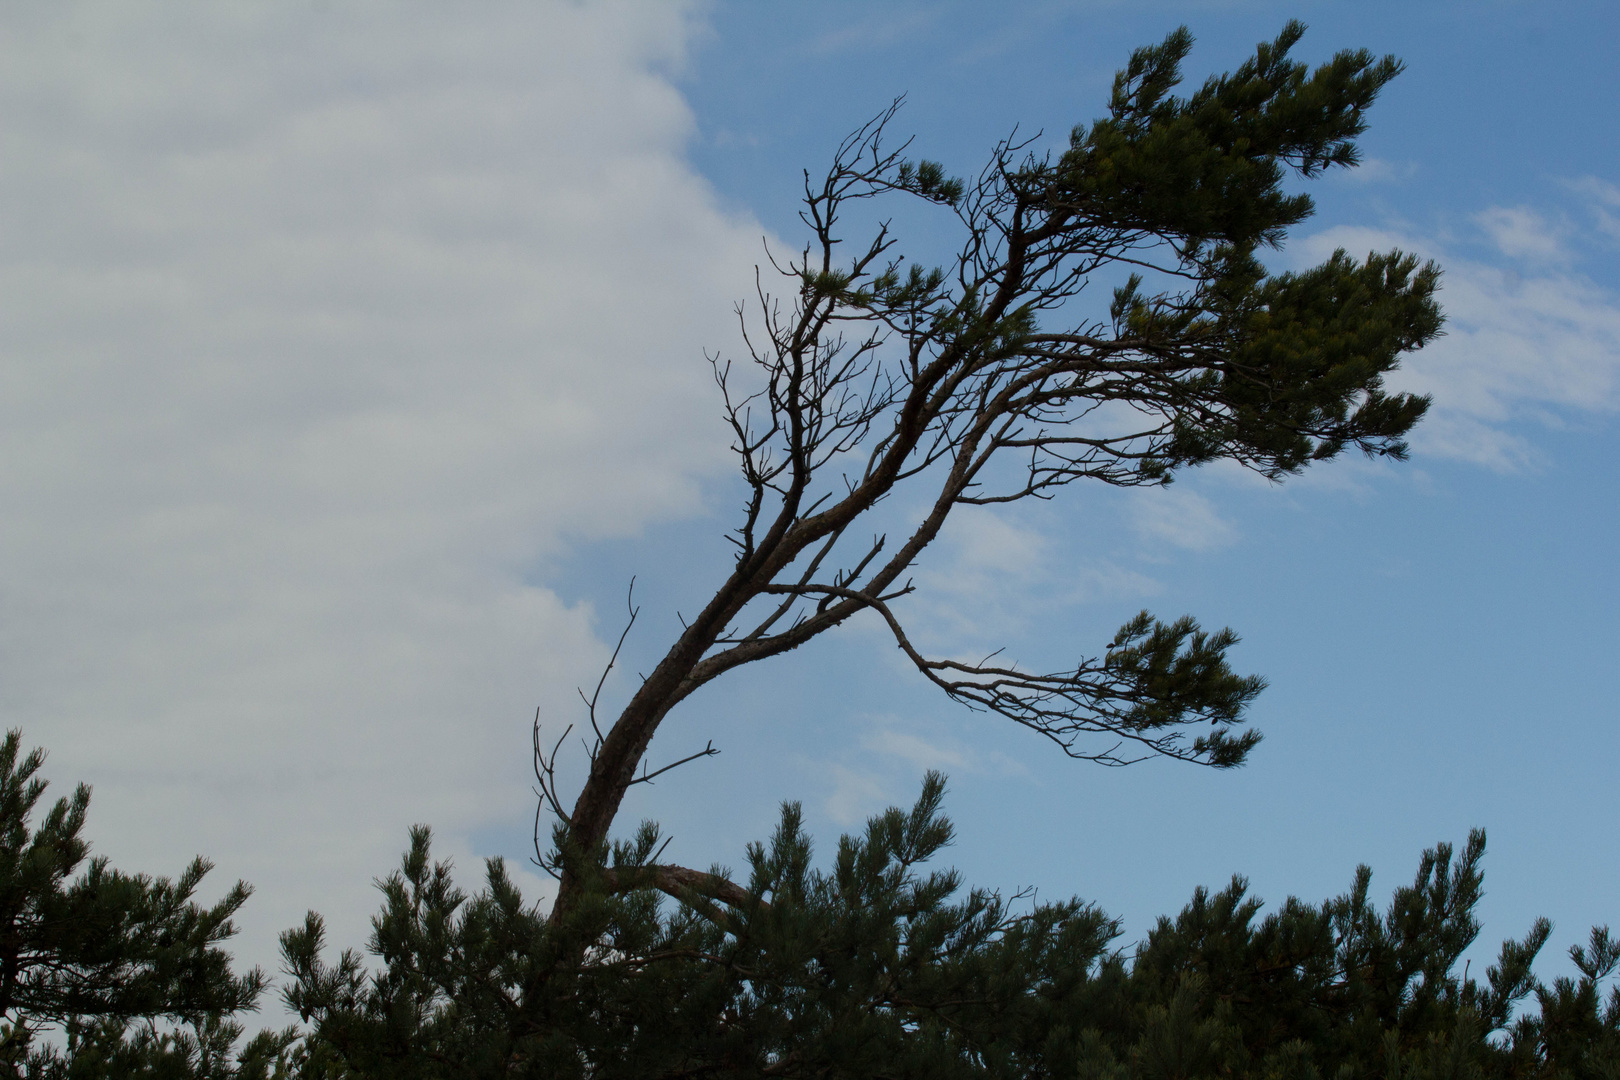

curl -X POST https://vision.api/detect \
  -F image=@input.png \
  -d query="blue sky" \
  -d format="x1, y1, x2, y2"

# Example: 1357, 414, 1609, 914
0, 1, 1614, 1012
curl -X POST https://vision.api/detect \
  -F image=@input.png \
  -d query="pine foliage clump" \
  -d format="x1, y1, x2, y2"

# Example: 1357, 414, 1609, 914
0, 730, 297, 1078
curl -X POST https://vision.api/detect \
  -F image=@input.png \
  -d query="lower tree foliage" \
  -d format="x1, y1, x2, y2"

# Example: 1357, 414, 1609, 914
0, 731, 297, 1079
1, 733, 1615, 1078
273, 775, 1619, 1079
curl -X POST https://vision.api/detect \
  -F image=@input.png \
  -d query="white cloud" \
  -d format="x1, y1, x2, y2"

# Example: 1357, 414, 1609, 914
862, 728, 970, 773
0, 2, 762, 997
1128, 487, 1237, 552
1474, 206, 1570, 263
1337, 156, 1417, 185
821, 719, 1027, 825
823, 764, 891, 825
1566, 175, 1620, 242
809, 9, 942, 56
862, 725, 1027, 778
908, 506, 1161, 647
935, 509, 1051, 584
1294, 224, 1620, 469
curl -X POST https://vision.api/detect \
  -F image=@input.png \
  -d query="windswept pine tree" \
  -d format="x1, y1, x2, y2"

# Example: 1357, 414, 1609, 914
533, 19, 1442, 929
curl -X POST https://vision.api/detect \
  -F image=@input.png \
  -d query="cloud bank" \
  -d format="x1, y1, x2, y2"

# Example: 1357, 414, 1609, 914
0, 2, 761, 984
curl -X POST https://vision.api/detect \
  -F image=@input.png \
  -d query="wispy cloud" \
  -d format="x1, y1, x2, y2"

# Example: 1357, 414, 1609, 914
1295, 218, 1620, 470
824, 764, 893, 826
820, 718, 1027, 825
1337, 156, 1418, 185
1129, 487, 1238, 552
1566, 176, 1620, 242
908, 508, 1161, 646
807, 8, 941, 56
1474, 206, 1571, 264
862, 729, 971, 773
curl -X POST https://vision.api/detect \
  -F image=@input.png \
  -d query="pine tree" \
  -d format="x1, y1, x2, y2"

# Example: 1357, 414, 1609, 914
0, 731, 293, 1078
